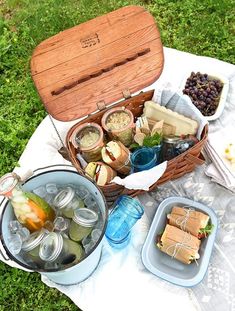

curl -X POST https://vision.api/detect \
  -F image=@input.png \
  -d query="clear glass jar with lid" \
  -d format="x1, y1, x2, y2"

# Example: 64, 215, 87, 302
53, 187, 84, 219
0, 173, 55, 232
69, 208, 98, 242
21, 228, 48, 265
71, 123, 105, 162
161, 135, 181, 161
39, 232, 84, 267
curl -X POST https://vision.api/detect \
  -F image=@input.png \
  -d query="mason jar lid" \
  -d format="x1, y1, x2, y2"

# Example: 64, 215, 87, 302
73, 208, 98, 228
53, 187, 75, 209
0, 173, 20, 196
39, 232, 63, 262
163, 135, 181, 144
22, 229, 48, 252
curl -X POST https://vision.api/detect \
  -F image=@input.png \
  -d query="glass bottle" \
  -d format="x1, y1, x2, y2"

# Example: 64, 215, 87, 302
0, 173, 55, 232
53, 187, 84, 219
105, 195, 144, 249
39, 232, 84, 267
69, 208, 98, 242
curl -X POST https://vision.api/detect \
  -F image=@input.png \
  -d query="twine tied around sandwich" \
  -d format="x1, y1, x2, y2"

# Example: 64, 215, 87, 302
165, 231, 198, 265
175, 206, 195, 231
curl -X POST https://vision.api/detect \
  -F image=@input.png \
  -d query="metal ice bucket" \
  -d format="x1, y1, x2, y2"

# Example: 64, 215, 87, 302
0, 165, 108, 285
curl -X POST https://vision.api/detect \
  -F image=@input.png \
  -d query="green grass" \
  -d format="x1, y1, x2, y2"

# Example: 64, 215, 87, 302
0, 0, 234, 309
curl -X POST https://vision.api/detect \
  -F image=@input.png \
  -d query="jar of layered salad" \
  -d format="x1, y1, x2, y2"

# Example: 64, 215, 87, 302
70, 123, 104, 162
101, 107, 134, 146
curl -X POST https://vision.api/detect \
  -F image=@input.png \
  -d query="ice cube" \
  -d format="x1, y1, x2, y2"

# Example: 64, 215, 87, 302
46, 183, 58, 194
82, 235, 92, 248
53, 217, 70, 232
91, 228, 102, 243
84, 195, 97, 208
84, 241, 95, 254
8, 220, 22, 234
44, 194, 54, 205
75, 185, 89, 199
44, 262, 59, 270
94, 217, 104, 230
33, 186, 47, 198
16, 227, 30, 242
8, 233, 23, 255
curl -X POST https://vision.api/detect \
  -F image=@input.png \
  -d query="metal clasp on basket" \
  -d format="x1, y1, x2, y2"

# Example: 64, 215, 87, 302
96, 100, 106, 111
122, 88, 131, 99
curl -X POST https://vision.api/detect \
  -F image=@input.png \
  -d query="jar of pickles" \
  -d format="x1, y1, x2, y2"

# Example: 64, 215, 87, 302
70, 123, 105, 162
53, 187, 84, 218
0, 173, 55, 232
39, 232, 84, 266
69, 208, 98, 242
22, 228, 48, 265
101, 107, 134, 146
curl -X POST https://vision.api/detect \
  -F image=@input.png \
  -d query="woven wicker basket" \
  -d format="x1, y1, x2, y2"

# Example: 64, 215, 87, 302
66, 90, 208, 206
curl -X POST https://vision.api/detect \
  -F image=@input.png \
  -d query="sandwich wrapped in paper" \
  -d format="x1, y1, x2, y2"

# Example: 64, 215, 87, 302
167, 206, 212, 239
156, 224, 201, 264
85, 162, 116, 186
101, 141, 131, 175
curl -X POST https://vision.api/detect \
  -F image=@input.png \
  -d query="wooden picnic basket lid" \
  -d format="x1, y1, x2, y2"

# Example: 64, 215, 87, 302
30, 5, 164, 122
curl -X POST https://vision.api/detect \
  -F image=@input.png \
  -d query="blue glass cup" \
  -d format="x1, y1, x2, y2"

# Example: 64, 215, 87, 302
105, 195, 144, 249
130, 147, 157, 173
152, 144, 162, 164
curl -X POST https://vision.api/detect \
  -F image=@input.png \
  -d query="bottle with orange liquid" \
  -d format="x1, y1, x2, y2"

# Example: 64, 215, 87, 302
0, 173, 55, 232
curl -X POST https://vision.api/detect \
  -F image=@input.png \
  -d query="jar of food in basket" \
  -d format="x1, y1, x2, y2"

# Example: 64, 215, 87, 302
70, 123, 105, 162
101, 107, 134, 147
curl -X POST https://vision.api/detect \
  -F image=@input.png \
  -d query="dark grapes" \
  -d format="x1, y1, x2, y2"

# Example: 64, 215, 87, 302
183, 72, 224, 117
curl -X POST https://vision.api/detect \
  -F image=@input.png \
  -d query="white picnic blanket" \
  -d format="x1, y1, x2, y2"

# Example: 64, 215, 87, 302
0, 47, 235, 311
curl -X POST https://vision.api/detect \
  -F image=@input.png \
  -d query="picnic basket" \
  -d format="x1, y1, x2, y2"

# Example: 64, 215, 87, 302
30, 6, 208, 205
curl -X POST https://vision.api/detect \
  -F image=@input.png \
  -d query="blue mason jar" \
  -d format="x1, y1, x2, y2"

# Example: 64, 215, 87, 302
152, 144, 162, 164
105, 195, 144, 249
130, 147, 157, 172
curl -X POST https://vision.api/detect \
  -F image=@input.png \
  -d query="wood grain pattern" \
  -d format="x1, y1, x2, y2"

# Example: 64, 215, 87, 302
31, 6, 164, 121
33, 24, 159, 90
32, 6, 144, 57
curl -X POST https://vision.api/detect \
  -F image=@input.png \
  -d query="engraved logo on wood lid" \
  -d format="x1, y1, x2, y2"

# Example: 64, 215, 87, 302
80, 33, 100, 48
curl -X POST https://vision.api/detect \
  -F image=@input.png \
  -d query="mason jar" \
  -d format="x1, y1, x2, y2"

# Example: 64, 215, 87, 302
69, 208, 98, 242
101, 107, 134, 146
70, 123, 105, 162
161, 136, 181, 161
21, 228, 48, 265
53, 187, 84, 218
105, 195, 144, 249
39, 232, 84, 267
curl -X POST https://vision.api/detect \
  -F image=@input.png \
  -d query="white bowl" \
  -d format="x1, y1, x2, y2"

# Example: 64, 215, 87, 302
180, 71, 229, 121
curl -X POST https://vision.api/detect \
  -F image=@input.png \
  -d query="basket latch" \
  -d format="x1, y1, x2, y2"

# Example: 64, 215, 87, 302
122, 88, 131, 99
96, 100, 106, 111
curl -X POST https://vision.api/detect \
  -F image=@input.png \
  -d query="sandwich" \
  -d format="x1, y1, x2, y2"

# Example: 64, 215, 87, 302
101, 141, 131, 175
167, 206, 213, 239
85, 162, 116, 186
156, 224, 201, 264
